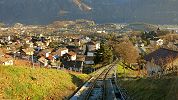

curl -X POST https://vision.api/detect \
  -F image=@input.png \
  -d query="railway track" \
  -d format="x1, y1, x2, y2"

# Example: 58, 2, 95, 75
70, 60, 126, 100
84, 62, 117, 100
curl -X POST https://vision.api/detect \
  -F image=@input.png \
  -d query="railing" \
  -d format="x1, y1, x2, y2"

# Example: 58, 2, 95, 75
115, 69, 127, 100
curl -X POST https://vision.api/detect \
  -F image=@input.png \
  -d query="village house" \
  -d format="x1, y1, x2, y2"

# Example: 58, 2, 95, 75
64, 38, 72, 44
77, 55, 85, 62
0, 49, 6, 57
38, 57, 48, 67
0, 56, 13, 66
144, 48, 178, 76
61, 60, 83, 72
173, 39, 178, 44
67, 51, 77, 61
22, 48, 34, 56
135, 42, 145, 47
76, 55, 85, 72
73, 39, 81, 46
163, 42, 178, 51
21, 48, 35, 60
38, 49, 53, 58
87, 51, 95, 57
47, 54, 61, 69
55, 48, 68, 57
0, 54, 14, 66
47, 54, 56, 62
0, 48, 14, 66
50, 60, 61, 69
86, 41, 100, 51
85, 56, 95, 65
66, 45, 78, 52
45, 39, 51, 47
150, 38, 164, 46
23, 38, 31, 44
61, 54, 85, 72
35, 41, 46, 50
27, 42, 34, 48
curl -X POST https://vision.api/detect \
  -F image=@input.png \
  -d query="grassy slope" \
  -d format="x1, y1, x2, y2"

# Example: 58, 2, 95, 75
0, 66, 89, 100
119, 77, 178, 100
117, 64, 178, 100
117, 63, 145, 78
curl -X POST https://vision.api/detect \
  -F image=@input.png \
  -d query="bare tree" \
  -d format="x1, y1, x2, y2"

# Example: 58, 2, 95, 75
166, 55, 174, 72
114, 39, 140, 65
158, 58, 166, 75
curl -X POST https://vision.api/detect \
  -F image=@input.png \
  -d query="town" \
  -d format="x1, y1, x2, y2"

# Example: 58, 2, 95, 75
0, 19, 178, 99
0, 20, 178, 74
0, 20, 124, 73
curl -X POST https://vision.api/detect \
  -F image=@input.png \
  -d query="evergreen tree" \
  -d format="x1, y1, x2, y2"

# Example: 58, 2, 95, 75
94, 43, 113, 65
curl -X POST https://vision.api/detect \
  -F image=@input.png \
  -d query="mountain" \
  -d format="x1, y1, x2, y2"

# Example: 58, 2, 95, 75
1, 0, 178, 25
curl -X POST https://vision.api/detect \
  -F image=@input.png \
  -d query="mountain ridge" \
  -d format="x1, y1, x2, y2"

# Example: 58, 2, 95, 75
1, 0, 178, 25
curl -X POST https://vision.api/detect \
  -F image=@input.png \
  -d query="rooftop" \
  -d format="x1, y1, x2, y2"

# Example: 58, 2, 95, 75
144, 48, 178, 66
68, 51, 76, 56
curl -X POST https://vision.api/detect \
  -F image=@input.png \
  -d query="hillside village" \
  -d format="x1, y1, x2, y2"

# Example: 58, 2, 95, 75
0, 20, 178, 76
0, 20, 104, 73
0, 32, 101, 72
0, 20, 178, 100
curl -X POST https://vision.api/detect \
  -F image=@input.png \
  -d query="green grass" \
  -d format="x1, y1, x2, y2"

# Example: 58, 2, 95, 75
117, 63, 139, 77
117, 62, 178, 100
0, 66, 89, 100
118, 74, 178, 100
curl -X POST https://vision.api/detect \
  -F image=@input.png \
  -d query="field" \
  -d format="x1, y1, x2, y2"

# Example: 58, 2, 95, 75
0, 66, 89, 100
117, 64, 178, 100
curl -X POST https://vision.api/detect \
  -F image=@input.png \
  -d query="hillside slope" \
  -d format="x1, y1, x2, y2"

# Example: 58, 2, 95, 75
0, 66, 89, 99
118, 74, 178, 100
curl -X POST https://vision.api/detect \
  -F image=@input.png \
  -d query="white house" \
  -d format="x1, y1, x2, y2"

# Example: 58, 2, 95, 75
156, 39, 164, 46
0, 57, 14, 66
96, 42, 100, 50
87, 41, 100, 51
150, 38, 163, 46
56, 48, 68, 57
68, 51, 77, 61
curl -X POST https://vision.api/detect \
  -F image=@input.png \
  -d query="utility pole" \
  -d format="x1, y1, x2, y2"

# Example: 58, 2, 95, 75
32, 54, 34, 68
124, 64, 126, 79
115, 66, 117, 81
30, 49, 34, 69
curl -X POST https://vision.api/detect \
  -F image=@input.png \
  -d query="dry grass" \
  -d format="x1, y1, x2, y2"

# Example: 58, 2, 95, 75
0, 65, 89, 100
118, 71, 178, 100
14, 59, 32, 66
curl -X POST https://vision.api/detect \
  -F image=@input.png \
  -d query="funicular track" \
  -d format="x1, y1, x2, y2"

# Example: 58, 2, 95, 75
84, 62, 117, 100
69, 60, 126, 100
